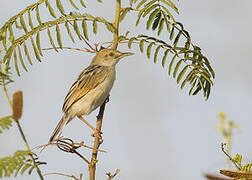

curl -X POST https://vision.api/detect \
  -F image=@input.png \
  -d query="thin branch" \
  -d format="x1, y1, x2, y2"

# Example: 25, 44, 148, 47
34, 138, 107, 153
16, 121, 44, 179
89, 97, 108, 180
221, 143, 241, 170
54, 138, 91, 164
112, 0, 121, 49
106, 169, 120, 180
44, 172, 83, 180
42, 46, 96, 53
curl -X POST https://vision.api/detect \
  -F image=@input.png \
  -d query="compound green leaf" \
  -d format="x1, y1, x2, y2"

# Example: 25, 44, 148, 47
45, 0, 56, 18
177, 65, 189, 84
47, 28, 58, 52
56, 24, 62, 49
36, 31, 43, 56
168, 54, 176, 75
73, 20, 82, 40
23, 41, 32, 65
162, 49, 170, 67
139, 39, 145, 52
30, 37, 41, 62
158, 18, 164, 35
147, 9, 160, 30
147, 42, 154, 58
143, 3, 159, 17
65, 22, 75, 43
13, 48, 20, 76
56, 0, 65, 15
152, 12, 161, 30
79, 0, 86, 8
93, 19, 97, 34
36, 6, 42, 25
154, 45, 161, 63
69, 0, 79, 10
82, 20, 89, 40
136, 0, 148, 9
17, 44, 27, 72
20, 15, 27, 33
173, 59, 183, 78
28, 10, 34, 29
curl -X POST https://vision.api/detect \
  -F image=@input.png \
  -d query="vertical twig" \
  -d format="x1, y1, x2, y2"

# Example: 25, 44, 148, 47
89, 1, 121, 179
89, 100, 107, 180
112, 0, 121, 50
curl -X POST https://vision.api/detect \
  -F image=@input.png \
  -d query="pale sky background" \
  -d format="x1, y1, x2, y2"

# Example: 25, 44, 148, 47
1, 0, 252, 180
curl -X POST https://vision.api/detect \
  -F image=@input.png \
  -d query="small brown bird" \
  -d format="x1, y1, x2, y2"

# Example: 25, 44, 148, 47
49, 49, 134, 142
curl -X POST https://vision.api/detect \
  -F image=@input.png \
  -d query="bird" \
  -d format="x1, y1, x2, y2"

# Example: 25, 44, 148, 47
49, 48, 134, 142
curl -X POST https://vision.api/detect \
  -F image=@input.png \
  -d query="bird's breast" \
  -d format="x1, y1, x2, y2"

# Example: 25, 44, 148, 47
73, 68, 116, 116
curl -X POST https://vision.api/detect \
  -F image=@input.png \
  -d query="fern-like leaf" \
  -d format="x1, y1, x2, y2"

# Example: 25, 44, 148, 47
0, 116, 12, 133
79, 0, 87, 8
35, 6, 42, 25
82, 20, 89, 40
2, 14, 116, 75
47, 28, 58, 52
68, 0, 79, 10
56, 24, 63, 49
135, 0, 178, 34
45, 0, 56, 18
119, 34, 215, 100
0, 150, 46, 178
56, 0, 65, 15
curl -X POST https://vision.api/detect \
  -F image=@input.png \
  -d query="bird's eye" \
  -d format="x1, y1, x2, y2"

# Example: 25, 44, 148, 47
109, 52, 114, 56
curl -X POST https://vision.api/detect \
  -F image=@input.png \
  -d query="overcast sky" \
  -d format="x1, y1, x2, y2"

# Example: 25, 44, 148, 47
1, 0, 252, 180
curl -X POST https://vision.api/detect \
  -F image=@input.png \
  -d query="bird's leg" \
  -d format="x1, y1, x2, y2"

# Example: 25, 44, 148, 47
77, 116, 103, 139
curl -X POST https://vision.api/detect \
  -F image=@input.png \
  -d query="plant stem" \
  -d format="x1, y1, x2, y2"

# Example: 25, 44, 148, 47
16, 121, 44, 179
88, 1, 121, 178
89, 100, 107, 180
1, 73, 44, 180
112, 0, 121, 49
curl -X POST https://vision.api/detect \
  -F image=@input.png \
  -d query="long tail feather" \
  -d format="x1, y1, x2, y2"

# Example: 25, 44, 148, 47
49, 114, 70, 142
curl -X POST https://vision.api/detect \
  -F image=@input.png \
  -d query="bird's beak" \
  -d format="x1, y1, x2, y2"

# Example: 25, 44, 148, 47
120, 52, 134, 58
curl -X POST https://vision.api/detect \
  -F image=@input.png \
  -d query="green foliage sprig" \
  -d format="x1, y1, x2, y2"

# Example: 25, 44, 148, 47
2, 13, 115, 76
0, 66, 13, 85
0, 116, 12, 134
233, 154, 252, 172
0, 0, 87, 42
0, 0, 215, 100
120, 31, 214, 100
134, 0, 178, 33
0, 150, 46, 178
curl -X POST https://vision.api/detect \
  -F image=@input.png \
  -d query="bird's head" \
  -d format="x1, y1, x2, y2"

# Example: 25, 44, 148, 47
91, 49, 134, 66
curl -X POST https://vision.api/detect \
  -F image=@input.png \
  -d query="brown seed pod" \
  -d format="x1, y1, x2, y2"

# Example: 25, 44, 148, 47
12, 91, 23, 121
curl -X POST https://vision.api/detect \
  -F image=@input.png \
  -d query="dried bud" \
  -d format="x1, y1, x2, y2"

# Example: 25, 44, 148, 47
12, 91, 23, 121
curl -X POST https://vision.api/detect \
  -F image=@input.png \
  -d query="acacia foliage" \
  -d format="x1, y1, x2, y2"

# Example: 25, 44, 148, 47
0, 0, 214, 101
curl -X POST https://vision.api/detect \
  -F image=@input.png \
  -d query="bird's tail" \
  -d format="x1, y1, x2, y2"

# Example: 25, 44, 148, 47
49, 114, 71, 142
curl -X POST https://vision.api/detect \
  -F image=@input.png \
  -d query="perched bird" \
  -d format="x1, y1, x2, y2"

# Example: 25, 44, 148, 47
49, 48, 134, 142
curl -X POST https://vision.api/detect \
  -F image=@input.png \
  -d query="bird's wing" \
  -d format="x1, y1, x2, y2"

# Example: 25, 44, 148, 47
62, 65, 108, 113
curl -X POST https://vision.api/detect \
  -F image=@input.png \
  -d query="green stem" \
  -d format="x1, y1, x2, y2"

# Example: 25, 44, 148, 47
112, 0, 121, 49
0, 67, 44, 180
16, 121, 44, 180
